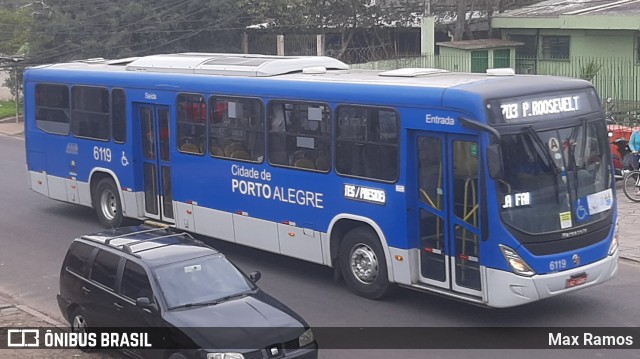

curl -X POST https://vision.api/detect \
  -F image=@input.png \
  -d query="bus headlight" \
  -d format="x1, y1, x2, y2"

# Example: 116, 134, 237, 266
499, 245, 535, 277
299, 329, 315, 347
608, 220, 619, 256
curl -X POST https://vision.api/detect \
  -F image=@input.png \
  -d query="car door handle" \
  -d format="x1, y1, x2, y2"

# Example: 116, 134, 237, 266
81, 286, 91, 294
113, 302, 123, 310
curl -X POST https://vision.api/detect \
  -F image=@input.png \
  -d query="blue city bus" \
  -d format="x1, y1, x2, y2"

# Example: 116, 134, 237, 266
23, 53, 619, 308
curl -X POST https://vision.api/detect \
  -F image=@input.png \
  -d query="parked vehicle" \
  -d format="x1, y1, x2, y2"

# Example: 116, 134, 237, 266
57, 224, 318, 359
608, 124, 639, 180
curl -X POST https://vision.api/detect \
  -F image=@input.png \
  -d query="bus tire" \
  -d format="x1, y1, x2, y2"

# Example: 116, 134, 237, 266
94, 178, 124, 228
339, 227, 392, 299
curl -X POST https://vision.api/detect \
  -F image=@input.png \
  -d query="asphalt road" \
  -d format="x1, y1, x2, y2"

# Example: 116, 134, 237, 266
1, 135, 639, 359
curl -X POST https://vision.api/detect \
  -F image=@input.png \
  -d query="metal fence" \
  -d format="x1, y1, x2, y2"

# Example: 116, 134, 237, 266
351, 52, 640, 124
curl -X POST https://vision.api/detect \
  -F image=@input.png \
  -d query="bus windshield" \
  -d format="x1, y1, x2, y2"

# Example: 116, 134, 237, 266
497, 120, 612, 234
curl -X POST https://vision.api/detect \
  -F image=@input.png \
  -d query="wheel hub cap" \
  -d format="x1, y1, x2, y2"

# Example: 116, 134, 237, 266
100, 190, 117, 221
350, 244, 379, 284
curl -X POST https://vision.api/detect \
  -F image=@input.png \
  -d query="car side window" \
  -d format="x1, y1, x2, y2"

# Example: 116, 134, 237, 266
65, 242, 95, 276
90, 250, 120, 291
121, 260, 153, 302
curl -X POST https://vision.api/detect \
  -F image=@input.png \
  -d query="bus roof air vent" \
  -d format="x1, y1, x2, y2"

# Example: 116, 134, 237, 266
72, 58, 107, 64
125, 53, 349, 77
486, 68, 515, 76
379, 68, 449, 77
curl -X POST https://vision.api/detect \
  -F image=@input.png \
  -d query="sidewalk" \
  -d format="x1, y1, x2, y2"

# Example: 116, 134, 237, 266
0, 116, 24, 136
0, 294, 113, 358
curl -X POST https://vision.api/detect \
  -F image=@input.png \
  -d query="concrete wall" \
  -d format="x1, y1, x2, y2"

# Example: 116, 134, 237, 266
0, 72, 12, 101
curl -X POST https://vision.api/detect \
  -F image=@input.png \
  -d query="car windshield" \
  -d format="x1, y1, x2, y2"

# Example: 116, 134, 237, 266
153, 255, 255, 310
496, 120, 612, 234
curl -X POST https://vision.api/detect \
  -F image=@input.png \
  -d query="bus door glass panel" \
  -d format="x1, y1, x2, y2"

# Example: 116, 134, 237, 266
417, 136, 448, 287
450, 139, 482, 294
158, 108, 174, 220
140, 106, 174, 222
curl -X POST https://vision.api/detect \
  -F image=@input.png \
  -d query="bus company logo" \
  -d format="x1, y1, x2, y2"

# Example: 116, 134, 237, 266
144, 92, 157, 100
7, 329, 40, 347
65, 143, 79, 155
344, 184, 386, 205
561, 228, 587, 239
572, 254, 581, 266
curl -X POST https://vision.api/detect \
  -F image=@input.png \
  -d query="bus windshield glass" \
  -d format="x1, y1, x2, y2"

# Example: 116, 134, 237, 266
497, 120, 612, 234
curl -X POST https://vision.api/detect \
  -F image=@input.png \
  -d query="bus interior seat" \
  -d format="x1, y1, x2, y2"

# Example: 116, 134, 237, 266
315, 156, 330, 171
294, 158, 316, 170
269, 151, 288, 166
210, 146, 225, 157
224, 143, 245, 156
230, 150, 252, 160
180, 143, 200, 153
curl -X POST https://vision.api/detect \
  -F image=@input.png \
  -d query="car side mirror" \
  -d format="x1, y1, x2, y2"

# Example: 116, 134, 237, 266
249, 271, 261, 283
136, 297, 158, 312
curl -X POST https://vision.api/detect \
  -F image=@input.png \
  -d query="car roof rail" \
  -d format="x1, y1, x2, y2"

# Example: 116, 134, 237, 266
81, 224, 203, 256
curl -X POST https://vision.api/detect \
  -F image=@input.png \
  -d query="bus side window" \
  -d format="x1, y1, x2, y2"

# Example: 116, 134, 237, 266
35, 84, 71, 135
176, 93, 206, 155
336, 105, 399, 182
267, 101, 331, 172
209, 97, 263, 163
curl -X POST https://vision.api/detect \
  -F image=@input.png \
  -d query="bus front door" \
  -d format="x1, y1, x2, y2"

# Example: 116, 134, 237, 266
415, 134, 483, 298
139, 105, 175, 224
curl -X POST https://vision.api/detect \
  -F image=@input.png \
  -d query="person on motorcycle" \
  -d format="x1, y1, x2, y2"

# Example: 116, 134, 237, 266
630, 129, 640, 169
629, 129, 640, 195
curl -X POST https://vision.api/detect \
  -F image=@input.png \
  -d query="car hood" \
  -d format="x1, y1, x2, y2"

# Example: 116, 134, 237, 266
163, 291, 307, 349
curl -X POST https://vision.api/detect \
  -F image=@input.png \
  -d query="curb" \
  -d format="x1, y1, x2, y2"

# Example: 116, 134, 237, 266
16, 305, 67, 327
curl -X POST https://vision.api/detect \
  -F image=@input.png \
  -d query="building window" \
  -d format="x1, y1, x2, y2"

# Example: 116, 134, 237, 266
35, 84, 70, 135
268, 101, 331, 172
176, 93, 206, 155
209, 97, 264, 162
508, 34, 537, 58
541, 36, 570, 60
336, 105, 399, 182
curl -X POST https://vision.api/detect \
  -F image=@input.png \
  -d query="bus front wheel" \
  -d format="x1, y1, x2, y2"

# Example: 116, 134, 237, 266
94, 178, 124, 228
339, 227, 392, 299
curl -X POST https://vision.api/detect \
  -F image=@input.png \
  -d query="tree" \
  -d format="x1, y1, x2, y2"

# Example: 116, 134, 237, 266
26, 0, 255, 64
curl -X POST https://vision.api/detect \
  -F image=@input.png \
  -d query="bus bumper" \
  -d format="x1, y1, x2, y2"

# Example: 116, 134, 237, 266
486, 250, 619, 308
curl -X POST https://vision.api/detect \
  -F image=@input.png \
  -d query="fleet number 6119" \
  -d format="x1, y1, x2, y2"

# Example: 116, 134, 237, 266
93, 146, 112, 163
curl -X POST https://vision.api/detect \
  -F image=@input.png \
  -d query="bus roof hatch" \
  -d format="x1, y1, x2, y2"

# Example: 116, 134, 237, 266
125, 53, 349, 77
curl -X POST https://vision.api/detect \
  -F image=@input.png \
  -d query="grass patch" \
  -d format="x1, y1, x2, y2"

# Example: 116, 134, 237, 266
0, 100, 19, 119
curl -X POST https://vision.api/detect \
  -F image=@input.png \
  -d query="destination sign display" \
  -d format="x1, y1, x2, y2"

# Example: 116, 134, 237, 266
487, 89, 599, 124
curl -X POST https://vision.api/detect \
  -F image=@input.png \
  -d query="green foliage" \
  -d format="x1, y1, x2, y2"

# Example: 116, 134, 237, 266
26, 0, 253, 64
0, 7, 31, 56
0, 100, 18, 119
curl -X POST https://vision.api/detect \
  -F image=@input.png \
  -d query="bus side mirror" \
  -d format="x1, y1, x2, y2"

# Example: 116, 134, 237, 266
487, 144, 504, 179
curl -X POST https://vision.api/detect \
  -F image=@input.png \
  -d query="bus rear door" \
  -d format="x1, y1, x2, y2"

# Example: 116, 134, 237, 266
138, 104, 175, 224
415, 133, 483, 298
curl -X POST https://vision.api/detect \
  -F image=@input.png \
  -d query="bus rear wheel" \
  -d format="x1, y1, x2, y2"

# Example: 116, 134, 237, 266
94, 178, 124, 228
339, 227, 392, 299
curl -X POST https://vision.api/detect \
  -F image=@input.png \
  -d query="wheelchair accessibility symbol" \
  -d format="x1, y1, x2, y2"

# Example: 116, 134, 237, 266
575, 198, 590, 222
121, 151, 129, 167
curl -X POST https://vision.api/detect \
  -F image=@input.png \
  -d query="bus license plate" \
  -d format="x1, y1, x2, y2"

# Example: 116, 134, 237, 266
566, 273, 588, 288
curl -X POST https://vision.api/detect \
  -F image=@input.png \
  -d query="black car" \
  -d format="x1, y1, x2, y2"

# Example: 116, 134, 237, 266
57, 224, 318, 358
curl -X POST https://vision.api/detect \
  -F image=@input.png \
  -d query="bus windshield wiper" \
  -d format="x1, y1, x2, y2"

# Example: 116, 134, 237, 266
525, 126, 557, 173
